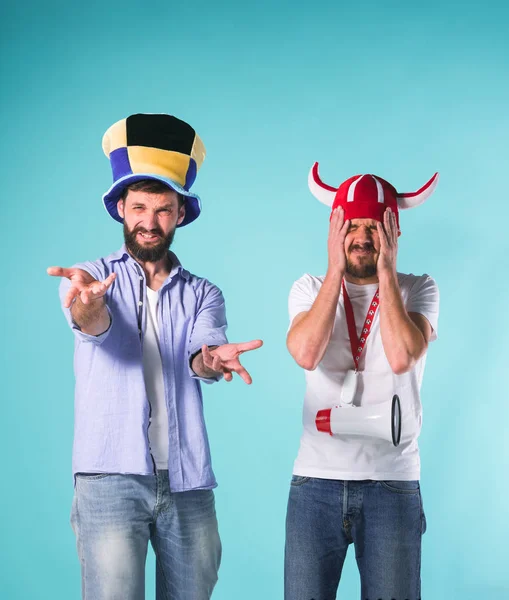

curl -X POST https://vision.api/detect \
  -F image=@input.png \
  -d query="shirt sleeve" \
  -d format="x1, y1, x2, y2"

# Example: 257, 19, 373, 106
188, 280, 229, 383
406, 274, 440, 342
58, 262, 113, 346
288, 274, 317, 326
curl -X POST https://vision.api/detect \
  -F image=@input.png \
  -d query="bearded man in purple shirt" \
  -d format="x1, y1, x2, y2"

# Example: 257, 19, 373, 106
47, 114, 262, 600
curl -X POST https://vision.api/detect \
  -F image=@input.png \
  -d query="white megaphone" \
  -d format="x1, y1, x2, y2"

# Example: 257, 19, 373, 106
315, 395, 402, 446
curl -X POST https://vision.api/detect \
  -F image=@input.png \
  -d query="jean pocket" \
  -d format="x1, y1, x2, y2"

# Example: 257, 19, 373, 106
380, 480, 420, 494
420, 489, 427, 534
75, 472, 111, 480
421, 510, 427, 534
290, 475, 311, 486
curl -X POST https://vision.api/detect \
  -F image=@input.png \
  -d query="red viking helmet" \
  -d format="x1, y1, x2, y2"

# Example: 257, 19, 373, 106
308, 163, 439, 231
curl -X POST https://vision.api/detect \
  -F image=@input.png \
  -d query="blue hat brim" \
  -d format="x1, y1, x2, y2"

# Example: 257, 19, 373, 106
102, 174, 202, 227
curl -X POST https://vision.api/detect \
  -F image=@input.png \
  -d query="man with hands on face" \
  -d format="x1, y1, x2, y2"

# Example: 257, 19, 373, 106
284, 165, 440, 600
47, 114, 262, 600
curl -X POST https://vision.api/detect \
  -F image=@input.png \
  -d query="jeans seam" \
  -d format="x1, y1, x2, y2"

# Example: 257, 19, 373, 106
153, 471, 162, 520
419, 489, 426, 535
415, 488, 424, 599
73, 486, 86, 599
75, 473, 110, 480
416, 514, 422, 599
151, 535, 172, 600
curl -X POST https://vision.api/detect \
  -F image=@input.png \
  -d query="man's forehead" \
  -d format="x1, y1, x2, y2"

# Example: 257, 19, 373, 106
126, 188, 179, 205
350, 218, 379, 227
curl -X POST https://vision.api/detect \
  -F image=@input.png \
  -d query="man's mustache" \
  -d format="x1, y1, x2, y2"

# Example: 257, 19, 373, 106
132, 227, 164, 238
349, 243, 375, 252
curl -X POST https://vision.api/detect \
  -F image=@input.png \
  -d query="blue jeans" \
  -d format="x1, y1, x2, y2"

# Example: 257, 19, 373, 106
70, 470, 221, 600
285, 476, 426, 600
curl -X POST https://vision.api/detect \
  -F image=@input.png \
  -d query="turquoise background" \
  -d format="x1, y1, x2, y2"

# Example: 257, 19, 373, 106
1, 0, 508, 598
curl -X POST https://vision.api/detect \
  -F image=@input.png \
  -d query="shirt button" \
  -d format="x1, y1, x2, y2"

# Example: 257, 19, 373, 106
138, 301, 143, 306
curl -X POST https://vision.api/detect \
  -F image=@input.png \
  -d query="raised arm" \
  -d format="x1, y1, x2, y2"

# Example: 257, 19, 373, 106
287, 207, 350, 371
377, 208, 433, 374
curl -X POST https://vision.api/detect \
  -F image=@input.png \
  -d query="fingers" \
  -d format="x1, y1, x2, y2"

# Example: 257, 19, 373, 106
81, 289, 91, 305
202, 344, 214, 368
329, 208, 350, 245
378, 210, 398, 275
329, 206, 345, 233
202, 344, 225, 374
47, 266, 73, 278
235, 339, 264, 353
328, 208, 349, 271
81, 274, 117, 304
63, 286, 80, 308
50, 267, 116, 307
82, 282, 105, 304
48, 268, 116, 287
384, 208, 391, 237
203, 343, 259, 382
212, 354, 222, 372
389, 208, 398, 242
102, 273, 117, 289
382, 209, 397, 244
232, 364, 253, 385
377, 221, 388, 250
339, 217, 350, 240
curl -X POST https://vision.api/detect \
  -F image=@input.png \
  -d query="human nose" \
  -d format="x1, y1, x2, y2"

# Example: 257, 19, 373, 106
143, 211, 158, 230
356, 226, 373, 242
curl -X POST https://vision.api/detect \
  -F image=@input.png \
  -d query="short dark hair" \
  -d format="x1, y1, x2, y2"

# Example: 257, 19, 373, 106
120, 179, 184, 207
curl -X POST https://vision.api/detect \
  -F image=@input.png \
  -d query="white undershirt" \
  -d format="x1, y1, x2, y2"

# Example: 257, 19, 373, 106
142, 287, 169, 469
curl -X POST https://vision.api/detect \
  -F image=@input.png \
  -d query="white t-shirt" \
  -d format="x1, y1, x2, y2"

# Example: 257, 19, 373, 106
288, 272, 439, 481
142, 287, 169, 470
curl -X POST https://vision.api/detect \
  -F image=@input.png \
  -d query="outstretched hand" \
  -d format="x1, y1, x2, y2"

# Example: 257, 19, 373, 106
47, 266, 116, 307
201, 339, 263, 384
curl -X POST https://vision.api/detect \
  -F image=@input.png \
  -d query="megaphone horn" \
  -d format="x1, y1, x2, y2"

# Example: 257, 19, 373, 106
316, 395, 401, 447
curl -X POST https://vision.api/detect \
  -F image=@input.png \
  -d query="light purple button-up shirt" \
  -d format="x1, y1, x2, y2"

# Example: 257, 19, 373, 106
59, 245, 228, 492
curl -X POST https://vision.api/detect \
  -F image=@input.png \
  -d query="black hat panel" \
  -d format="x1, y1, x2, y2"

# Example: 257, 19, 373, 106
126, 114, 196, 155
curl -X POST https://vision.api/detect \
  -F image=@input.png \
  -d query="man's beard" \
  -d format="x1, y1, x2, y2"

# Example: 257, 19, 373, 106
123, 223, 176, 262
346, 244, 378, 279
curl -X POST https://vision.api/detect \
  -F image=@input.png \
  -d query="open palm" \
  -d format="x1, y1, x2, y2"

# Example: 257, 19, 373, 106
47, 266, 116, 308
202, 340, 263, 384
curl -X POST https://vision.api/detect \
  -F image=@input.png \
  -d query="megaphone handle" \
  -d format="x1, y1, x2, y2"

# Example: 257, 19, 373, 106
391, 395, 401, 447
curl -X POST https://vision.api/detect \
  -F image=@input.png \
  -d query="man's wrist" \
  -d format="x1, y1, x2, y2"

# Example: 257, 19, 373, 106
325, 265, 345, 282
73, 294, 106, 313
71, 296, 109, 333
378, 266, 398, 283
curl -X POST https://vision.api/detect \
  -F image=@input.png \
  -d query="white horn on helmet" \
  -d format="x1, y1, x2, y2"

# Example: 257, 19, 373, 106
308, 162, 337, 207
397, 173, 439, 209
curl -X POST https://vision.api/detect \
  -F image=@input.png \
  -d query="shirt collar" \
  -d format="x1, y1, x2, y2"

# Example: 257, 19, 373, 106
106, 244, 190, 281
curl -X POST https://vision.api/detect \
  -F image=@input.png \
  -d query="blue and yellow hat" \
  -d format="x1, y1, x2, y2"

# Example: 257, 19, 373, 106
102, 113, 206, 227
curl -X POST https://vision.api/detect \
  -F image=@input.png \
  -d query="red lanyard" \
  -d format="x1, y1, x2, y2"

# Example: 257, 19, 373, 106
342, 281, 379, 372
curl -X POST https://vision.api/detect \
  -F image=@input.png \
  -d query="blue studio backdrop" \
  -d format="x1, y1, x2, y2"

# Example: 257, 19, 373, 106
1, 1, 508, 598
